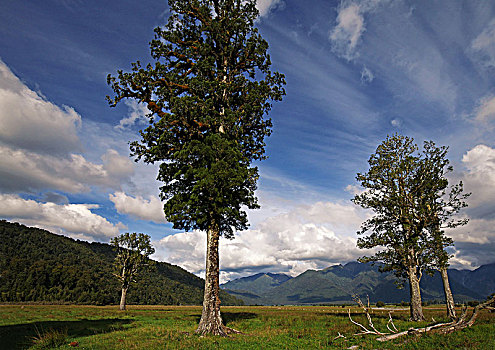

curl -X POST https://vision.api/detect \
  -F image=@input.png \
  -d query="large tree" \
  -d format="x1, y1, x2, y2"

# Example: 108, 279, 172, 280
111, 232, 155, 311
107, 0, 285, 335
352, 134, 469, 321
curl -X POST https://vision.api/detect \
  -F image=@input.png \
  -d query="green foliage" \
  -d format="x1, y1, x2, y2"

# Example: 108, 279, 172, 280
107, 0, 285, 238
376, 301, 385, 307
110, 232, 155, 291
352, 134, 470, 280
0, 220, 243, 306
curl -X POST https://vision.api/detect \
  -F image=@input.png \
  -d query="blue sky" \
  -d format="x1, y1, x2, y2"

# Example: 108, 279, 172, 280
1, 0, 495, 282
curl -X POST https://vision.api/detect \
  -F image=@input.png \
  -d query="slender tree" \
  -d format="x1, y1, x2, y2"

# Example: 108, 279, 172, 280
417, 142, 470, 319
111, 232, 155, 311
107, 0, 285, 335
352, 134, 469, 321
429, 235, 457, 319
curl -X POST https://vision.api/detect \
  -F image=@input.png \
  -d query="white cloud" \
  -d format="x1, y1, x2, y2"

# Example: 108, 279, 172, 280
345, 184, 363, 196
256, 0, 284, 17
446, 217, 493, 245
329, 1, 391, 61
470, 19, 495, 69
473, 95, 495, 125
155, 200, 368, 282
0, 146, 134, 193
461, 144, 495, 207
101, 149, 135, 179
360, 66, 374, 84
115, 100, 149, 130
0, 61, 135, 194
109, 191, 165, 224
391, 118, 401, 127
0, 194, 125, 241
0, 60, 82, 155
330, 3, 365, 60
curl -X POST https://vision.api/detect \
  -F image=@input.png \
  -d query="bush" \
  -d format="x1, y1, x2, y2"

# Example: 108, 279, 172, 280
376, 301, 385, 307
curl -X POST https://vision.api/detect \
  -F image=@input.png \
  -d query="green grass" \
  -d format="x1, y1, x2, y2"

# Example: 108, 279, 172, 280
0, 304, 494, 349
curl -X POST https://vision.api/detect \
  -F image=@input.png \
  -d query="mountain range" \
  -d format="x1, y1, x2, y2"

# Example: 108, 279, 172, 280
0, 220, 243, 306
221, 261, 495, 305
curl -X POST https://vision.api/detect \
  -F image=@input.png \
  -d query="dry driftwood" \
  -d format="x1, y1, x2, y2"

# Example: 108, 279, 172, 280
344, 294, 495, 342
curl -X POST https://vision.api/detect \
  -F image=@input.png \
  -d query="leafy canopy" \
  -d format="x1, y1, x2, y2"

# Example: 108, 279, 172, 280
111, 232, 155, 290
107, 0, 285, 238
352, 134, 469, 279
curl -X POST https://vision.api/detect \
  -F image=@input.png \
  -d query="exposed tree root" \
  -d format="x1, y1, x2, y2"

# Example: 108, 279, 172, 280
195, 324, 243, 337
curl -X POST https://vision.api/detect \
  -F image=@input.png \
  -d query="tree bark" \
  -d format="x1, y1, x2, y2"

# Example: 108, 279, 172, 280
440, 267, 456, 319
196, 225, 230, 336
408, 265, 425, 321
119, 287, 128, 311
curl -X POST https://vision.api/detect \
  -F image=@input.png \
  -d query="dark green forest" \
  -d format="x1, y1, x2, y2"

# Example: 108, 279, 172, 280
0, 220, 243, 306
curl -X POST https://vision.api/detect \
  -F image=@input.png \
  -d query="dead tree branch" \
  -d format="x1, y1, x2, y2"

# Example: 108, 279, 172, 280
376, 294, 495, 341
348, 294, 392, 336
343, 294, 495, 342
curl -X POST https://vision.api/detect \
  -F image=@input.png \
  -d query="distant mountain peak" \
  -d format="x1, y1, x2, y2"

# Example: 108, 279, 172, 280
222, 261, 494, 305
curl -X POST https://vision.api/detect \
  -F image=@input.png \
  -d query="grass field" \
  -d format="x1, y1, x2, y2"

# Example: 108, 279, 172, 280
0, 304, 494, 349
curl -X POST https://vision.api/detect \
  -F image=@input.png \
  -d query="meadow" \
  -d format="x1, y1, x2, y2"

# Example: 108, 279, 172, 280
0, 304, 494, 349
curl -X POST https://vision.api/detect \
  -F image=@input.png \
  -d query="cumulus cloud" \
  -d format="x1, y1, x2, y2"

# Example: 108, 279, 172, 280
0, 146, 134, 193
109, 191, 165, 224
0, 60, 82, 155
0, 194, 125, 241
115, 100, 149, 130
439, 144, 495, 268
449, 239, 495, 269
446, 218, 493, 245
470, 19, 495, 69
256, 0, 285, 17
461, 144, 495, 207
155, 200, 369, 282
0, 61, 135, 194
101, 149, 135, 179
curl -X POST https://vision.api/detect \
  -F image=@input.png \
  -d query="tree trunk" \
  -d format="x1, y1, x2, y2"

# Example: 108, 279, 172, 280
408, 265, 425, 321
196, 225, 229, 336
440, 267, 456, 319
119, 287, 128, 311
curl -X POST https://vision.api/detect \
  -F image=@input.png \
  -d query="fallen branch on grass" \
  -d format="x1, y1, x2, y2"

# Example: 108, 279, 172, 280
346, 294, 495, 342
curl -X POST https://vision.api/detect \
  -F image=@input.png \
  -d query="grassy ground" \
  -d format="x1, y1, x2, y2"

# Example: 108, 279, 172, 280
0, 304, 494, 349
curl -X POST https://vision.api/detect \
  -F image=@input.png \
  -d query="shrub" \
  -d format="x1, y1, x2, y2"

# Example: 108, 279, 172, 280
376, 301, 385, 307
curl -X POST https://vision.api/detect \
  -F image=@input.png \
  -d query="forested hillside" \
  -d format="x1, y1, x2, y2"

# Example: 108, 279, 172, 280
0, 220, 243, 306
